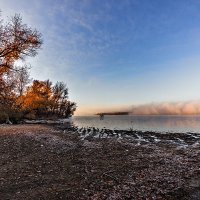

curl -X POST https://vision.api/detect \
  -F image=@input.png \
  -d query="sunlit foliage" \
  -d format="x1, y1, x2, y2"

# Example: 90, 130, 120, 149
19, 80, 76, 119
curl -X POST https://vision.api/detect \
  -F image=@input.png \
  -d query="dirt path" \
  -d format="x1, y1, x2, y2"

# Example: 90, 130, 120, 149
0, 124, 200, 199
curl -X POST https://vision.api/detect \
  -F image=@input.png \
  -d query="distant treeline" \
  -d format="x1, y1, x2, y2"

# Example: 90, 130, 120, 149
97, 112, 129, 116
0, 13, 76, 123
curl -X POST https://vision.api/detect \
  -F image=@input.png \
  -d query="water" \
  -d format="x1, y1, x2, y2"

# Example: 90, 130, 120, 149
72, 115, 200, 133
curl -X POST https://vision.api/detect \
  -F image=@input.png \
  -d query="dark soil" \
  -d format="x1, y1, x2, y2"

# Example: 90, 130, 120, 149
0, 124, 200, 199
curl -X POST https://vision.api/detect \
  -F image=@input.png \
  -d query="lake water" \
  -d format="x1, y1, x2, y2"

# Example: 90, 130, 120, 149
72, 115, 200, 133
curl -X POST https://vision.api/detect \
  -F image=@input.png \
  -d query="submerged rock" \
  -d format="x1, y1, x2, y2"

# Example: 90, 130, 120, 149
64, 126, 200, 149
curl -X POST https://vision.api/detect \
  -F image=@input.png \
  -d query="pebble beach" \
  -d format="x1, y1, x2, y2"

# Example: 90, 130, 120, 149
0, 124, 200, 199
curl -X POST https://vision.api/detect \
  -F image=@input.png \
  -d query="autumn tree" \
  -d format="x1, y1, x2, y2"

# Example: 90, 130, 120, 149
18, 80, 51, 117
20, 80, 76, 119
0, 12, 76, 123
0, 14, 42, 70
0, 13, 42, 122
51, 82, 76, 117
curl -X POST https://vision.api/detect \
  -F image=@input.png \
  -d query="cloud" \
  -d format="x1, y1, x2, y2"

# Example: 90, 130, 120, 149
131, 101, 200, 115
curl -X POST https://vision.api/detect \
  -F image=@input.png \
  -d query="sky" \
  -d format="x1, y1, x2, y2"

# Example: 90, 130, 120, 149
1, 0, 200, 115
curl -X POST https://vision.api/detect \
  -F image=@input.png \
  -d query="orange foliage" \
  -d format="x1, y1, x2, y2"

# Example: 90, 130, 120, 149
18, 80, 52, 111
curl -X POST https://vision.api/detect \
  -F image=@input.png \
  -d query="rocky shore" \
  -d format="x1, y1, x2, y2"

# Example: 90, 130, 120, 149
70, 126, 200, 149
0, 124, 200, 199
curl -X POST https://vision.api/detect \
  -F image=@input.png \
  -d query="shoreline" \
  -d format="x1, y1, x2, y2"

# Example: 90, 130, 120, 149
0, 124, 200, 199
56, 124, 200, 149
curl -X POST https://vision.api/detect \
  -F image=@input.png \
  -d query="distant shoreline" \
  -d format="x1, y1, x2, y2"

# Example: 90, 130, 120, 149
74, 114, 200, 117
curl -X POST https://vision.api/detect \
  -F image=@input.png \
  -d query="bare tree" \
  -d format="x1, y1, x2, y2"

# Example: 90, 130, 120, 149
14, 65, 31, 96
0, 14, 42, 70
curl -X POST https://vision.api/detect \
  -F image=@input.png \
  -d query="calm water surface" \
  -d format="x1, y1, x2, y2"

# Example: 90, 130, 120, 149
72, 115, 200, 133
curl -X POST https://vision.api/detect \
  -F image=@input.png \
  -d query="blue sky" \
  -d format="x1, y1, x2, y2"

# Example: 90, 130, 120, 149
1, 0, 200, 115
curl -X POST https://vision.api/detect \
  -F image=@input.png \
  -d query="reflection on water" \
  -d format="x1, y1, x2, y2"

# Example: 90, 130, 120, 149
72, 115, 200, 133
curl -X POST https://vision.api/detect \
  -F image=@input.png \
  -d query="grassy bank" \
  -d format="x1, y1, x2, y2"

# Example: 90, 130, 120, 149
0, 124, 200, 199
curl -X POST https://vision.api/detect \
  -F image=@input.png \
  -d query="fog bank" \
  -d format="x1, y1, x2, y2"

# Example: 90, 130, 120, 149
131, 101, 200, 115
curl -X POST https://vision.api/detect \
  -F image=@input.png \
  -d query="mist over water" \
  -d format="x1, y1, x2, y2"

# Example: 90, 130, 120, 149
131, 101, 200, 115
72, 115, 200, 133
76, 101, 200, 116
